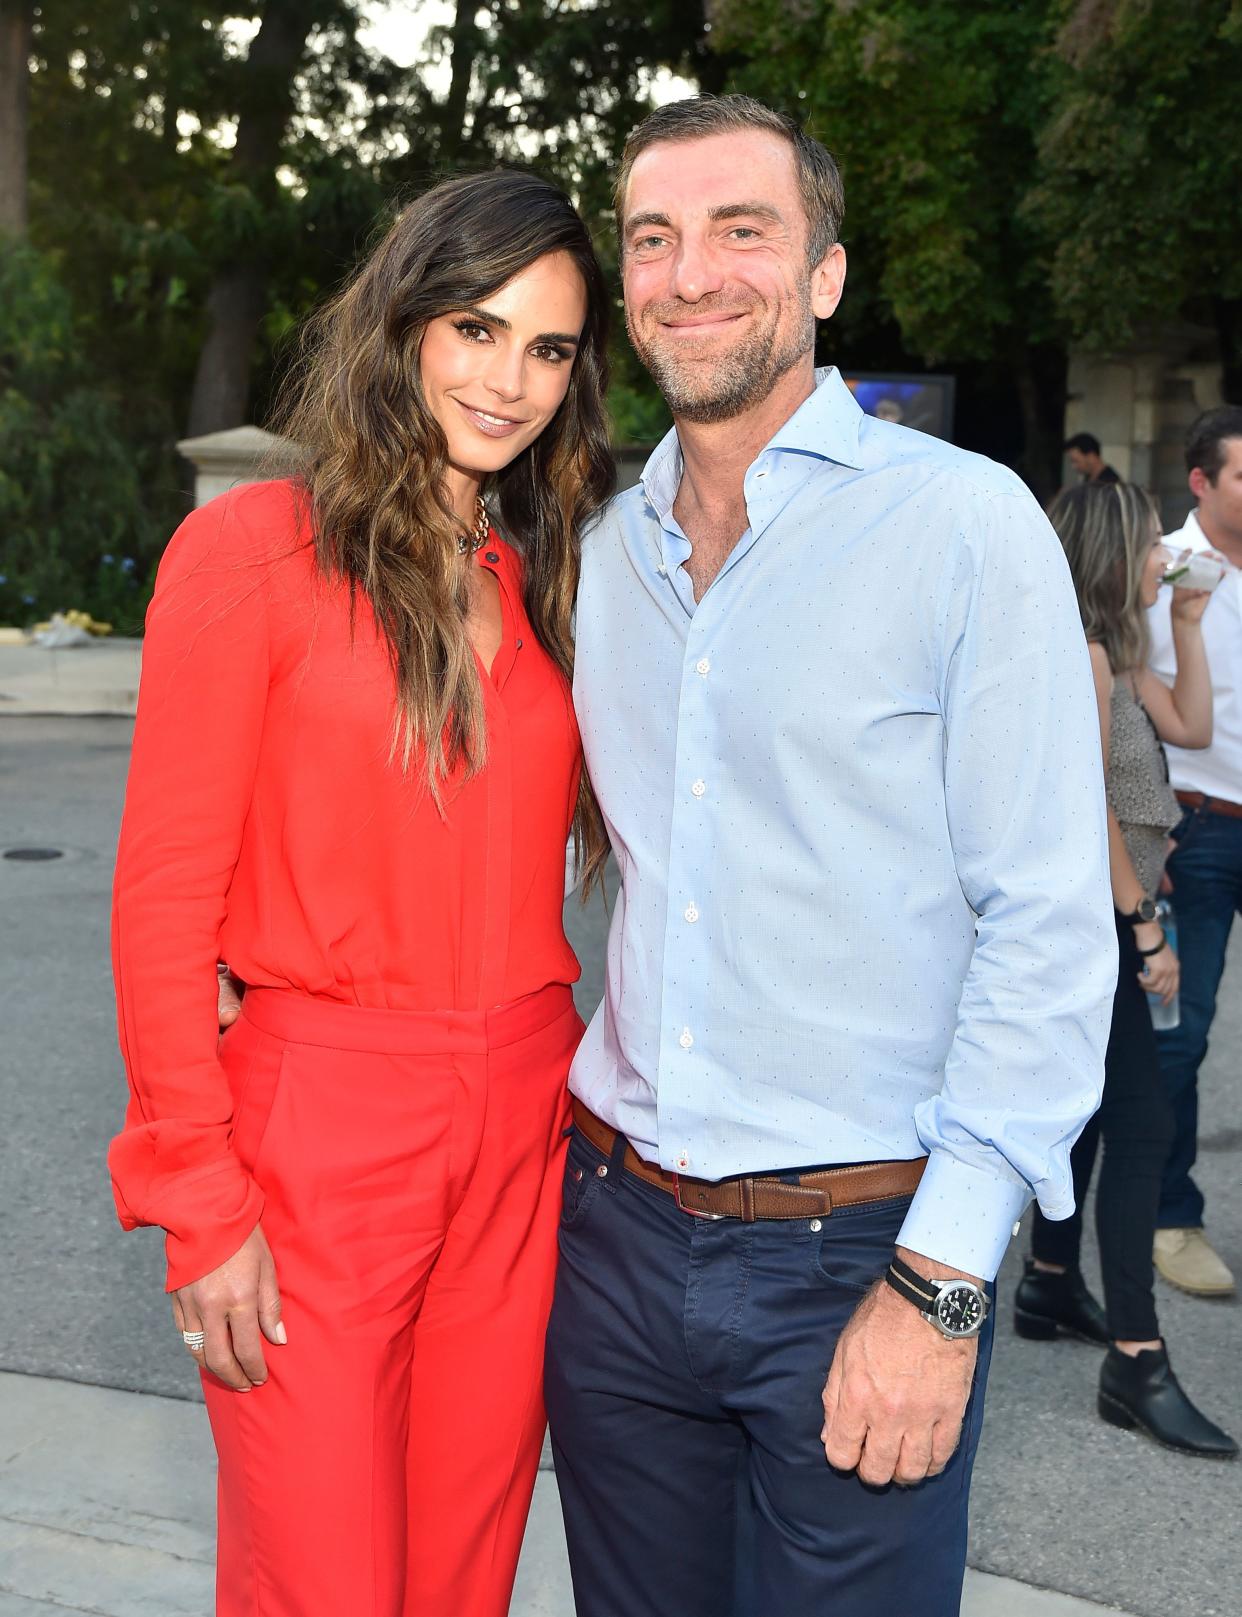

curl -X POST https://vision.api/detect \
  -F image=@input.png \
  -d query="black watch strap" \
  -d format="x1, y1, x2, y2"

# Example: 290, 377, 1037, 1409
885, 1256, 939, 1316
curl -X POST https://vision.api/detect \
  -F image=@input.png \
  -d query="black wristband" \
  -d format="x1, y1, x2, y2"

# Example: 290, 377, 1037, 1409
1137, 936, 1168, 959
885, 1257, 937, 1312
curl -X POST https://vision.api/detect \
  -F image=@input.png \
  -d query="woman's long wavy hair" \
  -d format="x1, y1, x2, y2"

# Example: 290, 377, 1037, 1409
271, 170, 616, 896
1046, 481, 1162, 675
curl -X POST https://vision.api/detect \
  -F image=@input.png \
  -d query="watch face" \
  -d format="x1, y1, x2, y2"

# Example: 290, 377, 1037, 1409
934, 1284, 986, 1338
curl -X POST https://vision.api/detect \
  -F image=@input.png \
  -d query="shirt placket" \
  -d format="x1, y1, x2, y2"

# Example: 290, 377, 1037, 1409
653, 579, 725, 1176
475, 549, 516, 1009
1229, 570, 1242, 739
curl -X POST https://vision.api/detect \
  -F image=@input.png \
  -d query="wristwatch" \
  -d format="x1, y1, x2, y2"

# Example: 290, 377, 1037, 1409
885, 1256, 989, 1340
1122, 896, 1158, 926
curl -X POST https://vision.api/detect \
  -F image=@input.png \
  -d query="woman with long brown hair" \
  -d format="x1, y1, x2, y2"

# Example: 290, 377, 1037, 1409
108, 171, 615, 1614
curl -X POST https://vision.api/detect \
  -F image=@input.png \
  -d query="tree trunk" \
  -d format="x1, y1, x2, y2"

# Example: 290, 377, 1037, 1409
186, 268, 270, 437
0, 0, 34, 237
698, 0, 740, 94
185, 0, 318, 437
1013, 342, 1068, 503
1214, 296, 1242, 406
438, 0, 484, 165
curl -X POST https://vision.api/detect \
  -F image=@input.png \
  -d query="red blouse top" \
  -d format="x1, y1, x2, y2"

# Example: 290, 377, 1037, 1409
110, 479, 582, 1290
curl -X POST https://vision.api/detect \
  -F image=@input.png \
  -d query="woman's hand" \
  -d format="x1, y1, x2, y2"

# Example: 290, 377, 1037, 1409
171, 1224, 285, 1391
1169, 549, 1225, 627
1170, 586, 1213, 627
218, 967, 244, 1030
1133, 919, 1179, 1005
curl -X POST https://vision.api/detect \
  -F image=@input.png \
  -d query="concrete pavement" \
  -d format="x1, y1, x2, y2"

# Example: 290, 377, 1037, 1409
0, 638, 141, 717
0, 1371, 1128, 1617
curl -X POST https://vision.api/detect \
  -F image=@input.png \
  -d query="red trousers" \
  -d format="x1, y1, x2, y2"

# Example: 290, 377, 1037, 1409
205, 984, 581, 1617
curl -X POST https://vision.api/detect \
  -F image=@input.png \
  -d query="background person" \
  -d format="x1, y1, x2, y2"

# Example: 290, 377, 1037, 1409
1015, 482, 1234, 1457
1146, 404, 1242, 1296
1065, 431, 1122, 484
108, 171, 614, 1617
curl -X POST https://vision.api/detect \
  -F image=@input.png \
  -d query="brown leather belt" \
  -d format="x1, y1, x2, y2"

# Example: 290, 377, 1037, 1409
1176, 789, 1242, 821
571, 1099, 926, 1221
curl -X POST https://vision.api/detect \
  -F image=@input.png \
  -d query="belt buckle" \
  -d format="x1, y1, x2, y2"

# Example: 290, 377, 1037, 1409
672, 1172, 727, 1220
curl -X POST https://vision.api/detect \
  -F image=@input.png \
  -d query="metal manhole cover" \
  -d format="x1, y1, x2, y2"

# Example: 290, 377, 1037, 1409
3, 847, 65, 861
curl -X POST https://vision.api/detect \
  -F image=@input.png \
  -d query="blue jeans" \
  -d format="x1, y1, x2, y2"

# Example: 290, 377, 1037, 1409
1156, 806, 1242, 1228
545, 1126, 995, 1617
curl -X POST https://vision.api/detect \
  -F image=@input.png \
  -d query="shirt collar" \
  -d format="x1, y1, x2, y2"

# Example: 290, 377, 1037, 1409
639, 365, 865, 524
766, 365, 865, 467
1177, 509, 1209, 551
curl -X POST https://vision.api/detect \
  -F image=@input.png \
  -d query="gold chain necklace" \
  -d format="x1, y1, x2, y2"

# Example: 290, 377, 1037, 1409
456, 497, 490, 556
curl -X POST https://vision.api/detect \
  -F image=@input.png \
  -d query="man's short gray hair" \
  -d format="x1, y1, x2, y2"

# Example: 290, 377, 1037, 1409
613, 94, 844, 266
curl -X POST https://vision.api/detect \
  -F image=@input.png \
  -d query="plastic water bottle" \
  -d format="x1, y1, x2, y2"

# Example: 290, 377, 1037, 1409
1146, 898, 1180, 1030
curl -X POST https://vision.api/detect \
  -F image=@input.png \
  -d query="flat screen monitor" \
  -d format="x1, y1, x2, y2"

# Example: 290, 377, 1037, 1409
843, 372, 956, 442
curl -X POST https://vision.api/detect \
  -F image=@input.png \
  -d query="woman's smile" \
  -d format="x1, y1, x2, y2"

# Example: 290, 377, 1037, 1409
453, 398, 532, 438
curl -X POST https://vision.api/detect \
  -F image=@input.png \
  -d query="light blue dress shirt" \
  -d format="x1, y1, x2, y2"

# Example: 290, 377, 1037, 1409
569, 367, 1116, 1279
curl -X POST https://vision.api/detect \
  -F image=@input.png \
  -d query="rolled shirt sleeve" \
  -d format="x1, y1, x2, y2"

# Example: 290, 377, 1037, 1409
896, 486, 1117, 1279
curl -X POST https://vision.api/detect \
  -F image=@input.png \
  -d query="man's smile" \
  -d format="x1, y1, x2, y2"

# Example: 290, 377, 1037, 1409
658, 311, 748, 334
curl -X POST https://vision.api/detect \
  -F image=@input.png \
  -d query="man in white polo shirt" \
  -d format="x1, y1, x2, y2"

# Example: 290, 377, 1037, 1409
1148, 405, 1242, 1295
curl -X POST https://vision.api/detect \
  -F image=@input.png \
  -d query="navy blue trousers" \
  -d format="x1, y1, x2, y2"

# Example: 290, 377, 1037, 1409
1155, 806, 1242, 1228
545, 1126, 995, 1617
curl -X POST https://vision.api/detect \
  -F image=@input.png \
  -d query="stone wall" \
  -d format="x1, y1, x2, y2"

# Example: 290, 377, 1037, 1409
1064, 333, 1225, 530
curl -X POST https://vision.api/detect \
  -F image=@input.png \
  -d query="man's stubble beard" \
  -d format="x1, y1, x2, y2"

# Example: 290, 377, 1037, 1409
627, 284, 816, 426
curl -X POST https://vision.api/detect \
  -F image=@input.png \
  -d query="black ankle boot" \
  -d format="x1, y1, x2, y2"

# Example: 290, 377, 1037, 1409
1013, 1259, 1109, 1345
1098, 1345, 1238, 1458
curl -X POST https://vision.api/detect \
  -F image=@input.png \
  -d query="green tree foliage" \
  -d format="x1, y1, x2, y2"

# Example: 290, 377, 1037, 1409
6, 1, 712, 617
10, 0, 1242, 621
26, 5, 231, 511
21, 2, 706, 473
715, 0, 1057, 362
1026, 0, 1242, 396
0, 243, 161, 630
712, 0, 1242, 483
711, 0, 1067, 488
28, 3, 391, 440
5, 1, 401, 621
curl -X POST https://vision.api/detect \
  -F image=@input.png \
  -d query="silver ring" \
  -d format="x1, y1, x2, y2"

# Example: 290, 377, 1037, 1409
182, 1330, 206, 1351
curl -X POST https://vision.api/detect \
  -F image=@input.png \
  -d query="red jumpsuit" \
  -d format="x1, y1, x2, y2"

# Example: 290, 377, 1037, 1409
109, 480, 584, 1616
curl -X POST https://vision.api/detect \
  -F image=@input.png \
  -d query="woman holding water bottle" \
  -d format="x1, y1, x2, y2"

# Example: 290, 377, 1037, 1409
1013, 481, 1236, 1457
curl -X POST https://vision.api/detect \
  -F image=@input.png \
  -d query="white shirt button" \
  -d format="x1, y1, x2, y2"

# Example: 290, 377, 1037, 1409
684, 903, 699, 923
691, 779, 706, 798
1012, 1222, 1022, 1239
678, 1027, 694, 1049
695, 657, 711, 676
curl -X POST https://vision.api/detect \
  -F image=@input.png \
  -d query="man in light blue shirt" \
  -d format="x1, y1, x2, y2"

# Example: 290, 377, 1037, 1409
546, 95, 1115, 1617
